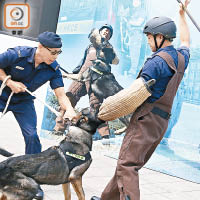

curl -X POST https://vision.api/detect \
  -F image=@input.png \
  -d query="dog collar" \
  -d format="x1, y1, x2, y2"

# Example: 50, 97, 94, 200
90, 66, 104, 75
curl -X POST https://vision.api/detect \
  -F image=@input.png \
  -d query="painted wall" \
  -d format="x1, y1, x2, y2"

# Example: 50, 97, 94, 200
40, 0, 200, 182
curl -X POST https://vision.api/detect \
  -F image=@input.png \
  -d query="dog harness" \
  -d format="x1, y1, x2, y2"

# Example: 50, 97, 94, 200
65, 151, 91, 171
59, 141, 92, 172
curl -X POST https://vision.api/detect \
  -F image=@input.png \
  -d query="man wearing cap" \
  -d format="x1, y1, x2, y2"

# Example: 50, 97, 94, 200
0, 31, 76, 199
91, 1, 190, 200
53, 24, 120, 139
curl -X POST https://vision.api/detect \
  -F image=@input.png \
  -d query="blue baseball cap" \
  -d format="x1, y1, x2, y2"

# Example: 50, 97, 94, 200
38, 31, 62, 48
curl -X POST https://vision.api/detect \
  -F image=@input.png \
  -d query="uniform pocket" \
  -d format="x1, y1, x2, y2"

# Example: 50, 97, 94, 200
10, 65, 30, 80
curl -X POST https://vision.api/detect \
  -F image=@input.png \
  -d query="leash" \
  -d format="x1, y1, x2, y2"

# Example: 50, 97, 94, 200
24, 88, 61, 117
177, 0, 200, 32
0, 76, 61, 119
59, 66, 69, 74
0, 76, 14, 119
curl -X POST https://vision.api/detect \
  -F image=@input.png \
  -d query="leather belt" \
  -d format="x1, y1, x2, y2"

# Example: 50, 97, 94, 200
151, 107, 171, 120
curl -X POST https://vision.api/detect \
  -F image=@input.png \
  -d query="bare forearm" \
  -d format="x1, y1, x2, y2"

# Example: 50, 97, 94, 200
108, 45, 119, 65
0, 69, 12, 88
0, 69, 26, 93
54, 87, 74, 111
0, 69, 8, 82
58, 94, 73, 111
179, 14, 190, 47
179, 1, 190, 47
112, 53, 119, 65
54, 87, 77, 120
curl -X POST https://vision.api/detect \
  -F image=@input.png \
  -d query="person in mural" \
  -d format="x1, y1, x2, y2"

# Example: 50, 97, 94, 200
53, 24, 120, 139
91, 0, 191, 200
113, 0, 147, 76
0, 31, 76, 199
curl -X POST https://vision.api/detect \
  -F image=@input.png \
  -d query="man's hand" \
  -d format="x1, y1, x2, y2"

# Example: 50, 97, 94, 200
62, 73, 81, 81
54, 87, 77, 122
179, 0, 191, 15
6, 79, 26, 93
63, 107, 77, 121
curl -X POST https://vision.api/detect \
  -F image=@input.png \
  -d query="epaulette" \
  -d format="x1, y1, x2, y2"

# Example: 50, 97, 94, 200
55, 64, 60, 71
15, 47, 32, 58
17, 49, 22, 57
50, 60, 60, 71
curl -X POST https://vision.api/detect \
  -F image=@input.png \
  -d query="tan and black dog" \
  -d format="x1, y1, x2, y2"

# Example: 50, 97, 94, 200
0, 108, 104, 200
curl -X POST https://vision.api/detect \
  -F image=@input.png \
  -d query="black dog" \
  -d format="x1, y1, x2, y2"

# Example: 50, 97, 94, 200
0, 108, 103, 200
0, 164, 38, 200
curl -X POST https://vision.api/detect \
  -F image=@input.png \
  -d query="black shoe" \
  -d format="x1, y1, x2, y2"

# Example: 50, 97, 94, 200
91, 196, 101, 200
34, 186, 44, 200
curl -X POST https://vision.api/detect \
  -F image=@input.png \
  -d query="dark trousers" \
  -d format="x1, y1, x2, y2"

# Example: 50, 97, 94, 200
0, 99, 42, 154
101, 110, 168, 200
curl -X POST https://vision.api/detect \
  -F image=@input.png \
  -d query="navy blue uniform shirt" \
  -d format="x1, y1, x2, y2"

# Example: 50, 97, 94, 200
0, 46, 64, 103
140, 45, 190, 103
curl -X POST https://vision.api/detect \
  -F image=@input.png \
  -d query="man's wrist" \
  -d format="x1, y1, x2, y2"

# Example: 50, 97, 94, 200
6, 78, 13, 87
180, 11, 186, 17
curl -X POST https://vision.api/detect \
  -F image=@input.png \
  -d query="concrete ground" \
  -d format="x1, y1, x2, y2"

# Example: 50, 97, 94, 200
0, 112, 199, 200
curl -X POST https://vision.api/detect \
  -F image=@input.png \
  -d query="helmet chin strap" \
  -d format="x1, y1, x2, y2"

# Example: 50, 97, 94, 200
153, 35, 166, 51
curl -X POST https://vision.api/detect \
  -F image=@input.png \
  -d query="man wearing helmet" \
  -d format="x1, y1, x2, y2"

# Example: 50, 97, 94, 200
99, 24, 113, 41
91, 0, 190, 200
53, 24, 119, 139
143, 16, 177, 51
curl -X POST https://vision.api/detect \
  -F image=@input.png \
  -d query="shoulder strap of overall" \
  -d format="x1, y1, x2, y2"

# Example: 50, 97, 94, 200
137, 50, 185, 78
156, 51, 185, 73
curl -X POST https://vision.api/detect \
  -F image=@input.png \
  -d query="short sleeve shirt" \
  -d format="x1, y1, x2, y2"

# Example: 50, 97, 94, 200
140, 45, 190, 103
0, 46, 64, 103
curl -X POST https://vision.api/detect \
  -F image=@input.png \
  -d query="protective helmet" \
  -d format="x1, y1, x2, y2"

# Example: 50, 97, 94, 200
99, 24, 113, 39
143, 16, 176, 40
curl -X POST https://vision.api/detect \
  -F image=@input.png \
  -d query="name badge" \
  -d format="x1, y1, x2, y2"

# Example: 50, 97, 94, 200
15, 66, 24, 70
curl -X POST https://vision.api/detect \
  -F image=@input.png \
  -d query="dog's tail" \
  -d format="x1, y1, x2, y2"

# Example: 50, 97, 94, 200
0, 147, 14, 157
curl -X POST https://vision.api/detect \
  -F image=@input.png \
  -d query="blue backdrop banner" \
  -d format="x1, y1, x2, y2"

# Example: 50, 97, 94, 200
41, 0, 200, 183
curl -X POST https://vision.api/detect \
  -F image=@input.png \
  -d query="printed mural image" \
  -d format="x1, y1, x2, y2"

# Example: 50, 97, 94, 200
40, 0, 200, 185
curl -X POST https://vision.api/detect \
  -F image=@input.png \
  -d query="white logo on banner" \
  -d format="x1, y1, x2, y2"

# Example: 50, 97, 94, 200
57, 20, 94, 34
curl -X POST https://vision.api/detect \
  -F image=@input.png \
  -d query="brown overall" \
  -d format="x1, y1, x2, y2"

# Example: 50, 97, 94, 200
101, 51, 185, 200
